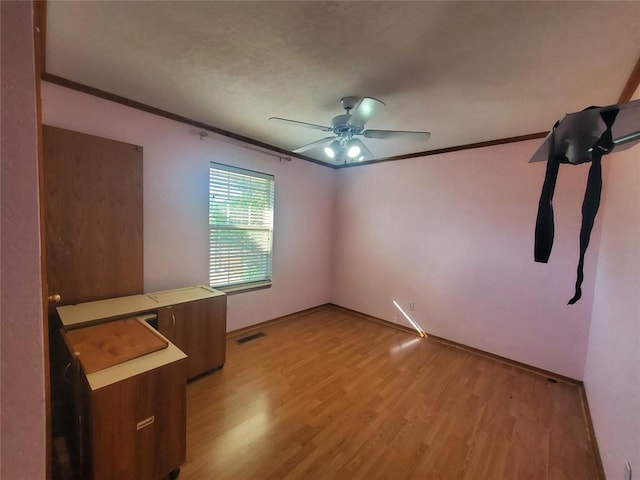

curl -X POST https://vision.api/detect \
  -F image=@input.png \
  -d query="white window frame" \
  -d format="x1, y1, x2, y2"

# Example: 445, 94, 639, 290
208, 162, 274, 292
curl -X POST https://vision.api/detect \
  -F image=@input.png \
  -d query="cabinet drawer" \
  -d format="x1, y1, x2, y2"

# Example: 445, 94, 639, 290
90, 359, 186, 480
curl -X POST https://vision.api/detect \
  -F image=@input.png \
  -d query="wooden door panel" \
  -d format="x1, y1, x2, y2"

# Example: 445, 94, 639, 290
157, 307, 175, 342
172, 297, 227, 379
157, 306, 187, 353
90, 360, 186, 480
172, 301, 203, 378
43, 126, 143, 305
208, 295, 227, 369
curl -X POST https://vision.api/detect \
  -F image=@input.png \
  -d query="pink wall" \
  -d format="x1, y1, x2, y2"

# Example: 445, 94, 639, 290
44, 77, 628, 383
38, 59, 639, 476
0, 1, 47, 478
42, 83, 335, 331
583, 90, 640, 479
332, 140, 599, 379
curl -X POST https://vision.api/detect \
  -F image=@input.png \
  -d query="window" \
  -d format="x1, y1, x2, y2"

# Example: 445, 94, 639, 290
209, 163, 274, 290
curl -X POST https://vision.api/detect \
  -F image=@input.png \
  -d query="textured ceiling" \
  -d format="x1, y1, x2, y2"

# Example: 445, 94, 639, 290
46, 1, 640, 166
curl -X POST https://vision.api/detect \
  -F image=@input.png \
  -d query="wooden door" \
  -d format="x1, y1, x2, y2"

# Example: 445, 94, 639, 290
43, 125, 143, 306
43, 126, 144, 478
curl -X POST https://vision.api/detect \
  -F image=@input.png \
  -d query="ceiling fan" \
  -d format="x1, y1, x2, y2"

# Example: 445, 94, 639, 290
269, 96, 431, 162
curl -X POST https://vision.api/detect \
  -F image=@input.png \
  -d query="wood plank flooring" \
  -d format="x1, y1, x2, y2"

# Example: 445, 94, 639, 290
180, 307, 599, 479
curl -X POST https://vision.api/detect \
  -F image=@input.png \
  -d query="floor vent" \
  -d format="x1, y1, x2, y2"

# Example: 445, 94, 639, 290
236, 332, 266, 344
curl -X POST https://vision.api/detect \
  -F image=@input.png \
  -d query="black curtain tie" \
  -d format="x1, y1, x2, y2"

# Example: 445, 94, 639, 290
534, 128, 560, 264
534, 109, 618, 304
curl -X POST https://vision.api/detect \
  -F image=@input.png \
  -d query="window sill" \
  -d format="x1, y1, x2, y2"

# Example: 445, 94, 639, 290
215, 281, 272, 295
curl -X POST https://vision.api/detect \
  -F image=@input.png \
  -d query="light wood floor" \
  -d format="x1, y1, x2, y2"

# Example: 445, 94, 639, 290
180, 306, 599, 480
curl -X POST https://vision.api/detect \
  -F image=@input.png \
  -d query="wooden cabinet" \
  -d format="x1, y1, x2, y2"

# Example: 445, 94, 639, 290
62, 320, 187, 480
57, 285, 228, 381
158, 295, 227, 379
55, 286, 227, 476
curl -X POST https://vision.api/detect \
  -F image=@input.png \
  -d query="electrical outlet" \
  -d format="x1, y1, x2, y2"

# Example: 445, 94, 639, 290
625, 461, 632, 480
408, 302, 415, 311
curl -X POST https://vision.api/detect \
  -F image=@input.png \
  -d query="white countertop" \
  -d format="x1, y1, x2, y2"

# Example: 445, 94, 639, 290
58, 285, 224, 328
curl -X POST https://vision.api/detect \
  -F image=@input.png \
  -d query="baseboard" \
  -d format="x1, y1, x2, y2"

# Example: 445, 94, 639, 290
580, 385, 607, 480
329, 303, 582, 387
329, 303, 421, 337
427, 333, 583, 387
226, 303, 331, 339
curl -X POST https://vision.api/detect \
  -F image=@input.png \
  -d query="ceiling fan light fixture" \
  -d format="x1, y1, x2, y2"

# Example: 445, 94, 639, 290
324, 139, 341, 159
324, 146, 335, 158
346, 139, 362, 158
347, 144, 361, 158
275, 96, 429, 164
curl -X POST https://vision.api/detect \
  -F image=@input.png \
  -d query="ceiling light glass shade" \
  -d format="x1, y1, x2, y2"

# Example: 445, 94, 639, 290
324, 139, 341, 159
347, 144, 361, 158
324, 146, 335, 158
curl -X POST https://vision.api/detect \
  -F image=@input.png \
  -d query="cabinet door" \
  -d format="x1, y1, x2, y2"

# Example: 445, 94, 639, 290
157, 306, 187, 354
173, 297, 227, 379
90, 360, 186, 480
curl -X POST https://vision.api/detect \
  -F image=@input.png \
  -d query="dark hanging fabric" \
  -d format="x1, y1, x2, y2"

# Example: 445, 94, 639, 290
567, 155, 602, 304
534, 125, 560, 264
534, 108, 619, 304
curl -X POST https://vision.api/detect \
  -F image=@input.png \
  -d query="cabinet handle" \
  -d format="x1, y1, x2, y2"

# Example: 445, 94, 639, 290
172, 314, 176, 327
63, 362, 72, 384
137, 416, 155, 430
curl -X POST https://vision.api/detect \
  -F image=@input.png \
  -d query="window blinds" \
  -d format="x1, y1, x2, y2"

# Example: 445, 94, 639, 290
209, 163, 274, 289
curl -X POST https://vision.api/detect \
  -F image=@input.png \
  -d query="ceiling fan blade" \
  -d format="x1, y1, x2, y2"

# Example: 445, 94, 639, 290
363, 129, 431, 141
292, 136, 336, 153
347, 97, 385, 127
269, 117, 331, 131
